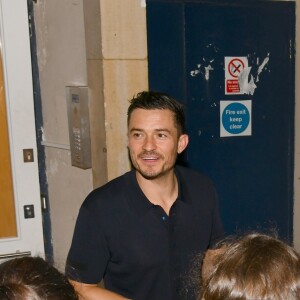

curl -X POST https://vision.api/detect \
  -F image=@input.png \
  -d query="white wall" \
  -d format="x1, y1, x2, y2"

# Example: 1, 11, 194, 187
34, 0, 93, 269
34, 0, 148, 269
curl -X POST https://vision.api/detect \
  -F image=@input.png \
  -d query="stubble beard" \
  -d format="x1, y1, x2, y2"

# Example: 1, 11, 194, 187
132, 152, 175, 180
137, 167, 166, 180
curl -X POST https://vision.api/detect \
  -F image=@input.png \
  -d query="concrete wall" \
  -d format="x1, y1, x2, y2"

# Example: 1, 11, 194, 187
98, 0, 148, 180
34, 0, 148, 269
34, 0, 92, 269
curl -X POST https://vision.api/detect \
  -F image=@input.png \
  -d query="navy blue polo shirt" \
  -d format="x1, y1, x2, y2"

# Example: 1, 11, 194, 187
66, 165, 224, 300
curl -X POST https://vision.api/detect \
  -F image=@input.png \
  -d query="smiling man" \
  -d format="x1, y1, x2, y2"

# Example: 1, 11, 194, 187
66, 91, 224, 300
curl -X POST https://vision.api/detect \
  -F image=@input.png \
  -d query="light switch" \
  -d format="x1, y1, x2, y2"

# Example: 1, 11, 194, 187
24, 205, 35, 219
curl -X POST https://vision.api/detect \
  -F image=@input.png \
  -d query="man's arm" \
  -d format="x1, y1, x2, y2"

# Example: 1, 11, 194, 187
70, 280, 130, 300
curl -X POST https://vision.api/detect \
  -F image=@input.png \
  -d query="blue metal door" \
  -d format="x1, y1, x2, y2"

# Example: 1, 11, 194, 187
147, 0, 295, 242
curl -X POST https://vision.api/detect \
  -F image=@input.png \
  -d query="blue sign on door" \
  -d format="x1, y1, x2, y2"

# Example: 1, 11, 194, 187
220, 100, 252, 137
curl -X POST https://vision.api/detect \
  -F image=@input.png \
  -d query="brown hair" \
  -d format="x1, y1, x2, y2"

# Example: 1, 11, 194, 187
200, 233, 300, 300
0, 256, 78, 300
127, 91, 186, 135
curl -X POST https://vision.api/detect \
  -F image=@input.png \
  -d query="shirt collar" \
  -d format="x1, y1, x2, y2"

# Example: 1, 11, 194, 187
125, 166, 191, 218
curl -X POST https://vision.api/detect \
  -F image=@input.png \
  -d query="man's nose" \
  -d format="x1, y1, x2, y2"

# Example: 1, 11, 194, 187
142, 135, 156, 151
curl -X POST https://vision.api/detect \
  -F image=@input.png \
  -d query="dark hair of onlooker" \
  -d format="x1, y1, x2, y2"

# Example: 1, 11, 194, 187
200, 233, 300, 300
127, 91, 186, 135
0, 256, 78, 300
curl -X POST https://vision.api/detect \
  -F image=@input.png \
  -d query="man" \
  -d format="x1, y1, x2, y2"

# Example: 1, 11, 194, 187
66, 91, 224, 300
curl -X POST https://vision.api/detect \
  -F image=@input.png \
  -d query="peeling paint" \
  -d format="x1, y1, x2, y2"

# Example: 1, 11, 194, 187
205, 65, 214, 80
256, 54, 270, 82
238, 54, 270, 95
189, 43, 219, 80
190, 44, 270, 96
34, 1, 48, 71
41, 126, 45, 141
190, 69, 200, 77
190, 61, 214, 80
239, 67, 257, 95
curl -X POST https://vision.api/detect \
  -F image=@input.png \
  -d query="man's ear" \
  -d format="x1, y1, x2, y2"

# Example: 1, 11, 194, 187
177, 134, 189, 154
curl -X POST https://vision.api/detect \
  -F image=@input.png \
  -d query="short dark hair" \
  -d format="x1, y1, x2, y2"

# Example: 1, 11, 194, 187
200, 233, 300, 300
0, 256, 78, 300
127, 91, 186, 135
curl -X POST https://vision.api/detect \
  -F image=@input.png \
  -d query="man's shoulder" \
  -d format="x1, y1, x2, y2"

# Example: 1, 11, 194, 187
176, 165, 218, 208
175, 165, 213, 184
82, 170, 134, 209
175, 165, 217, 198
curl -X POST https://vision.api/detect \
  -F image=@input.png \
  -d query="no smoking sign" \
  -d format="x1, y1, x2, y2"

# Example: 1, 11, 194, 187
228, 58, 245, 78
225, 57, 248, 95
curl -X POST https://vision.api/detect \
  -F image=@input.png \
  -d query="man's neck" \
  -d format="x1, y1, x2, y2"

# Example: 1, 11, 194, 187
136, 170, 178, 215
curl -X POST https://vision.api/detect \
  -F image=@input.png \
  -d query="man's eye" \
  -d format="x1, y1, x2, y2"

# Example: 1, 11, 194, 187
133, 132, 143, 138
158, 133, 167, 138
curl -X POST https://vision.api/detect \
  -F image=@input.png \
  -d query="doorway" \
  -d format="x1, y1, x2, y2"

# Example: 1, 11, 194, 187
147, 0, 295, 242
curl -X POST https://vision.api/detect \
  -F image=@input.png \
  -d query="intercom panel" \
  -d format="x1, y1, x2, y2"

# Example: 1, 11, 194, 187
66, 86, 91, 169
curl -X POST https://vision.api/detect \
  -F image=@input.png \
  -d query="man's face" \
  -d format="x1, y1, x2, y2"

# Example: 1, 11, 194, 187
127, 108, 188, 180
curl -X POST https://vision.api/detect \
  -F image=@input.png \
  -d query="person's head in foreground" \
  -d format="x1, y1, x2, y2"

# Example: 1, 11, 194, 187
200, 233, 300, 300
0, 256, 78, 300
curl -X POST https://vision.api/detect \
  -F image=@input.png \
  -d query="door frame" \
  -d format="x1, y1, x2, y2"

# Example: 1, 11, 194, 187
0, 0, 44, 257
294, 0, 300, 251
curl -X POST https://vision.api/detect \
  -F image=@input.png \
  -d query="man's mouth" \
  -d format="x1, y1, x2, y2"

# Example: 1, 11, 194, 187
140, 156, 158, 162
138, 152, 161, 162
